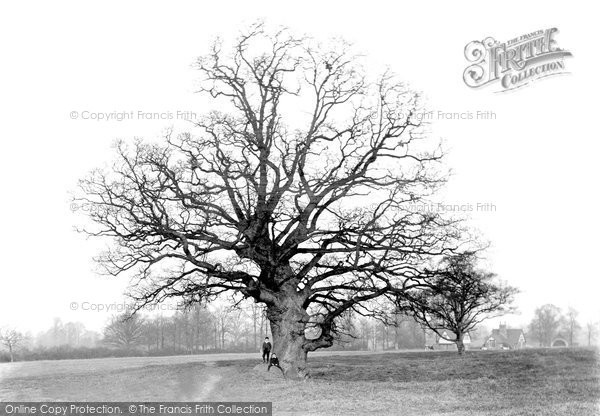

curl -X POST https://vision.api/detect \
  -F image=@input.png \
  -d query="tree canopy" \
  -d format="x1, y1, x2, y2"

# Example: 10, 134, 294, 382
76, 23, 463, 378
396, 253, 517, 354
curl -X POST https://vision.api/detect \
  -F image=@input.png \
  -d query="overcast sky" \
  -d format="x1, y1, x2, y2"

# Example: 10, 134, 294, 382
1, 0, 598, 334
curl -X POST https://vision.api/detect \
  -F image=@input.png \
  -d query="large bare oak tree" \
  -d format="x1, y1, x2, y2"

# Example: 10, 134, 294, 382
76, 24, 460, 379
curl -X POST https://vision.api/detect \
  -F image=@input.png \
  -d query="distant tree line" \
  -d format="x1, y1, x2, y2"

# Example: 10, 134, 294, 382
527, 304, 598, 347
0, 301, 456, 362
3, 300, 597, 363
102, 303, 271, 354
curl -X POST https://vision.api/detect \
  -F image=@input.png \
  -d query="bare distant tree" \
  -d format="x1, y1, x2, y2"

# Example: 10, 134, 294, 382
0, 328, 26, 362
190, 305, 214, 352
75, 23, 461, 378
228, 308, 251, 348
50, 317, 66, 346
64, 322, 86, 347
103, 314, 145, 349
396, 253, 517, 355
586, 321, 598, 347
565, 307, 580, 346
212, 305, 232, 350
250, 303, 264, 350
529, 304, 563, 347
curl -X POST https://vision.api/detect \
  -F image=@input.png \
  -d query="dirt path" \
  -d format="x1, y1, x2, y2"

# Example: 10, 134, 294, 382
194, 362, 221, 400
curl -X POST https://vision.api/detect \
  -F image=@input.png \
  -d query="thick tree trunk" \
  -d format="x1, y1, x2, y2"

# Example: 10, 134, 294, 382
266, 299, 310, 380
456, 337, 465, 355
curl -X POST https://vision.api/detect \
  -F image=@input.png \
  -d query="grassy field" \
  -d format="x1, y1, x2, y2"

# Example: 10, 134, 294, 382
1, 348, 598, 415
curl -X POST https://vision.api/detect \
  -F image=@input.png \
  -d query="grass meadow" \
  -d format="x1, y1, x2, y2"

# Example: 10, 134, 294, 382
1, 348, 598, 415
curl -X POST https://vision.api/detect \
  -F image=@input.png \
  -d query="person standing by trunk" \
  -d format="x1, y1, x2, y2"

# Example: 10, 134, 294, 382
261, 337, 272, 363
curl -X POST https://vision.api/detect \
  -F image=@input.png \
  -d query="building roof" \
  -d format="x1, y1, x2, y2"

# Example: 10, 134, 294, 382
487, 328, 524, 346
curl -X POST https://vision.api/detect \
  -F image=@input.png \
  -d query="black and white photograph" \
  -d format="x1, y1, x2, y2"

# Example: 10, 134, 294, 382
0, 1, 598, 415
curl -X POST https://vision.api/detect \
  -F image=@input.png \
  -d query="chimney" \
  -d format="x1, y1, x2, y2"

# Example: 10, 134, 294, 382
499, 322, 507, 337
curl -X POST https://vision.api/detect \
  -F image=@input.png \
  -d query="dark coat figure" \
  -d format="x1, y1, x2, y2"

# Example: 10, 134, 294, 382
261, 337, 272, 363
268, 353, 283, 373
